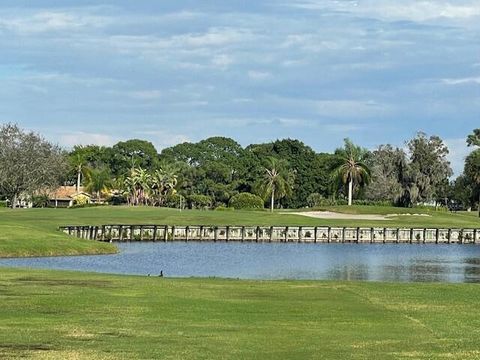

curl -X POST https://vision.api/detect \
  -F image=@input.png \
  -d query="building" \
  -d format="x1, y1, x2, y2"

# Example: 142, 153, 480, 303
48, 186, 92, 208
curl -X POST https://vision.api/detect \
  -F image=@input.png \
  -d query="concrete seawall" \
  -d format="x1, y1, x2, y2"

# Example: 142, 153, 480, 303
60, 225, 480, 244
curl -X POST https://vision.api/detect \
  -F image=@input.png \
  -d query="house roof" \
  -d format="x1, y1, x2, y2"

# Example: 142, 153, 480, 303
49, 186, 91, 200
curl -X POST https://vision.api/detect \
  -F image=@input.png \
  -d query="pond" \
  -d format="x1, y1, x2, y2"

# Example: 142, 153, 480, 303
2, 243, 480, 283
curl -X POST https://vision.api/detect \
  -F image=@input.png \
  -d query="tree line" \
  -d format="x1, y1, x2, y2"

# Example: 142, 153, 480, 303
0, 123, 479, 215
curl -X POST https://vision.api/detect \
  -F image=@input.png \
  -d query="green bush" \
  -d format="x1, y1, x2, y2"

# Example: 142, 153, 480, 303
353, 200, 393, 207
307, 193, 339, 207
229, 193, 264, 210
0, 200, 7, 208
31, 195, 49, 208
215, 205, 234, 211
188, 194, 212, 210
164, 193, 186, 209
69, 203, 108, 209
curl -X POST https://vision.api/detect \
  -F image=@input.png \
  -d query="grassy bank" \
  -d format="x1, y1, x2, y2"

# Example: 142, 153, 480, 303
0, 268, 479, 359
0, 206, 478, 257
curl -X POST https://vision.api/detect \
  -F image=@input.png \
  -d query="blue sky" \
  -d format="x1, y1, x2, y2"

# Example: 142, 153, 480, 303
0, 1, 479, 174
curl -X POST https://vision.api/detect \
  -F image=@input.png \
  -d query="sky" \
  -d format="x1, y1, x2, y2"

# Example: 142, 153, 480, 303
0, 1, 479, 175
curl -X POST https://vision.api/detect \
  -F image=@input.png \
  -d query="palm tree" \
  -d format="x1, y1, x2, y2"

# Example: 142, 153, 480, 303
260, 157, 293, 212
71, 153, 86, 192
151, 166, 178, 206
83, 167, 112, 201
333, 139, 371, 206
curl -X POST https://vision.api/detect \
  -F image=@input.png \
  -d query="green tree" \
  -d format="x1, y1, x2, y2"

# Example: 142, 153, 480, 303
366, 145, 407, 204
83, 167, 112, 201
259, 157, 293, 212
405, 133, 452, 205
467, 129, 480, 147
464, 150, 480, 217
333, 139, 371, 206
68, 145, 112, 191
110, 140, 159, 176
0, 123, 67, 207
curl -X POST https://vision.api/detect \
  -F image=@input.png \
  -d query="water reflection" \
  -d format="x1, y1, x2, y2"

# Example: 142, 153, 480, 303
2, 243, 480, 283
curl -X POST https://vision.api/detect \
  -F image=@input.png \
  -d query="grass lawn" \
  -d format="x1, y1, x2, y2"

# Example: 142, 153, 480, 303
0, 267, 479, 359
0, 206, 479, 257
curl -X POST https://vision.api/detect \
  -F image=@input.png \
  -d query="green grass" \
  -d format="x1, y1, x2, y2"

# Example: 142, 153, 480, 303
1, 267, 480, 359
0, 205, 479, 257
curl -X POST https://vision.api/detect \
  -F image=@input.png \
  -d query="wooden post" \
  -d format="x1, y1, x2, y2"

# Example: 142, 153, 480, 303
164, 225, 168, 242
270, 226, 274, 243
435, 228, 439, 244
423, 228, 427, 244
185, 226, 189, 242
226, 226, 230, 242
356, 227, 360, 243
152, 226, 157, 242
314, 227, 318, 243
474, 229, 477, 244
327, 227, 331, 243
447, 229, 451, 244
370, 227, 374, 244
199, 226, 203, 241
171, 226, 176, 241
285, 226, 289, 242
241, 226, 245, 242
396, 228, 400, 243
410, 228, 414, 244
299, 227, 303, 243
256, 226, 260, 242
117, 225, 122, 242
383, 228, 387, 244
140, 226, 144, 241
341, 227, 345, 243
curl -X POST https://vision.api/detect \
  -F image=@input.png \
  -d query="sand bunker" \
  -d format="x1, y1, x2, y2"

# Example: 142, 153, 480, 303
290, 211, 390, 220
290, 211, 431, 221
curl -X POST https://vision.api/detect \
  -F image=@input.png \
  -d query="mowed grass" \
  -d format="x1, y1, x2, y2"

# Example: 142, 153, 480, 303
0, 268, 479, 359
0, 205, 479, 257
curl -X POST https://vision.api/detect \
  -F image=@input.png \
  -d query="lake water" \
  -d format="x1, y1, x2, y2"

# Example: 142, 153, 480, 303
2, 243, 480, 283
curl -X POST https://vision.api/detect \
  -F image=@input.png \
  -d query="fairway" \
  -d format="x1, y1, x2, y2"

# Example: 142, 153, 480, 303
0, 206, 479, 257
1, 268, 479, 359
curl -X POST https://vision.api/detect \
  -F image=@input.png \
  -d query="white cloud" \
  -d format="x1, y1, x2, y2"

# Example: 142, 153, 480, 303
134, 130, 190, 149
445, 138, 472, 176
442, 76, 480, 85
59, 132, 116, 148
248, 70, 272, 81
0, 10, 111, 34
128, 90, 163, 100
211, 54, 234, 69
287, 1, 480, 22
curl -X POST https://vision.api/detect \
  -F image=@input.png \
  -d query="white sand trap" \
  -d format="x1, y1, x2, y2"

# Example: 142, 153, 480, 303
290, 211, 390, 221
290, 211, 432, 220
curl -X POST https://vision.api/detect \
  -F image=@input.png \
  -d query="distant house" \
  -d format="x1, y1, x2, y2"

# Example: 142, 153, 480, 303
48, 186, 92, 208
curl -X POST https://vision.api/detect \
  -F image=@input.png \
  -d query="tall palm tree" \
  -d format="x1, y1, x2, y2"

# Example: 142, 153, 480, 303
333, 139, 371, 206
83, 167, 112, 201
71, 153, 86, 192
260, 157, 293, 212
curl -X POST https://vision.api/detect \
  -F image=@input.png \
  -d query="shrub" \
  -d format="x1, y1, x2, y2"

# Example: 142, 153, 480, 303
307, 193, 339, 207
107, 193, 127, 206
31, 195, 49, 208
69, 203, 107, 209
0, 200, 7, 208
229, 192, 264, 210
188, 194, 212, 210
164, 193, 186, 209
215, 205, 234, 211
